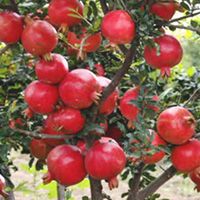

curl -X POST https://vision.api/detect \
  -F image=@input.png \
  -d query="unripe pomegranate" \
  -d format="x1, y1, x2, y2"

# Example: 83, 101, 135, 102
35, 54, 69, 84
106, 126, 123, 142
22, 20, 58, 56
0, 12, 23, 44
30, 139, 52, 160
85, 137, 126, 180
0, 175, 8, 198
171, 139, 200, 173
144, 34, 183, 76
150, 2, 176, 21
48, 0, 83, 27
142, 131, 167, 164
101, 10, 135, 44
59, 69, 101, 109
157, 106, 196, 145
24, 81, 59, 114
43, 145, 87, 186
43, 107, 85, 135
97, 76, 119, 115
119, 87, 140, 124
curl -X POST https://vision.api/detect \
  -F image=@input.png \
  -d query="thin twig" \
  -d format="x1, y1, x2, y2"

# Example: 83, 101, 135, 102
99, 0, 109, 13
184, 87, 200, 106
0, 45, 12, 56
166, 24, 200, 34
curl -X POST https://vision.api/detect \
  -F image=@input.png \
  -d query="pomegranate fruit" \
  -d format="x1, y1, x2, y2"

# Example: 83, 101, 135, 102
67, 31, 81, 55
119, 86, 140, 124
30, 139, 51, 160
171, 139, 200, 172
43, 145, 87, 186
0, 11, 23, 44
142, 130, 167, 164
150, 2, 176, 21
59, 69, 101, 109
43, 107, 85, 135
190, 167, 200, 185
0, 175, 8, 198
85, 137, 126, 180
106, 126, 123, 142
35, 54, 68, 84
48, 0, 83, 27
144, 34, 183, 76
157, 106, 196, 145
77, 140, 87, 154
97, 76, 119, 115
101, 10, 135, 44
24, 80, 59, 114
22, 20, 58, 56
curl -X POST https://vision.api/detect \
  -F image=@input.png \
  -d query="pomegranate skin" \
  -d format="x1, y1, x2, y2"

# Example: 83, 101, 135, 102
0, 12, 23, 44
119, 87, 140, 121
106, 126, 123, 142
67, 31, 81, 55
97, 76, 119, 115
35, 54, 69, 84
48, 0, 83, 27
150, 2, 176, 21
22, 20, 58, 56
190, 167, 200, 185
85, 138, 126, 180
24, 81, 59, 114
43, 107, 85, 135
157, 106, 196, 145
46, 145, 87, 186
171, 139, 200, 173
101, 10, 135, 44
0, 175, 7, 198
144, 35, 183, 76
59, 69, 101, 109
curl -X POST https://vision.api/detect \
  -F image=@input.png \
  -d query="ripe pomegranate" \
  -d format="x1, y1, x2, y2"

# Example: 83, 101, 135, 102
101, 10, 135, 44
43, 107, 85, 135
67, 31, 81, 55
48, 0, 83, 27
142, 130, 167, 164
22, 20, 58, 56
97, 76, 119, 115
0, 175, 8, 198
94, 64, 105, 76
85, 137, 126, 180
157, 106, 196, 145
59, 69, 101, 109
0, 12, 23, 44
35, 54, 69, 84
171, 139, 200, 173
119, 87, 140, 125
24, 81, 59, 114
150, 2, 176, 21
30, 139, 52, 160
144, 34, 183, 76
77, 140, 87, 154
43, 145, 87, 186
106, 126, 123, 142
190, 167, 200, 192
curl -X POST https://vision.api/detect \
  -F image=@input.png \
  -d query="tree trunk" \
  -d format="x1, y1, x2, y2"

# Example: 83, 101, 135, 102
57, 184, 65, 200
89, 177, 103, 200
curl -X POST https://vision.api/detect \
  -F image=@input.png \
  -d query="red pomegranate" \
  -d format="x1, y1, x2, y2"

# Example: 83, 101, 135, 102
48, 0, 83, 27
101, 10, 135, 44
171, 139, 200, 172
85, 137, 126, 180
59, 69, 101, 109
0, 175, 8, 198
77, 140, 87, 154
190, 167, 200, 186
144, 34, 183, 76
119, 87, 140, 124
35, 54, 69, 84
22, 20, 58, 56
97, 76, 119, 115
0, 12, 23, 44
142, 130, 167, 164
67, 31, 81, 55
43, 107, 85, 135
157, 106, 196, 145
43, 145, 87, 186
24, 81, 59, 114
106, 126, 123, 142
150, 2, 176, 21
30, 139, 52, 160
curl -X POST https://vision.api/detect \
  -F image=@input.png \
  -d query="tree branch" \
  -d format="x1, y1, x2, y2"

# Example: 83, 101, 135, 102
57, 184, 65, 200
99, 0, 109, 13
166, 24, 200, 34
184, 87, 200, 106
12, 127, 74, 140
0, 45, 12, 56
89, 177, 103, 200
137, 165, 177, 200
127, 162, 145, 200
9, 0, 19, 13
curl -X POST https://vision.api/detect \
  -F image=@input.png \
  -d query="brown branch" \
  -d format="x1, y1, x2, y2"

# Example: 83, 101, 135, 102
166, 24, 200, 34
89, 177, 103, 200
99, 0, 109, 13
9, 0, 19, 13
12, 127, 74, 140
194, 132, 200, 139
57, 184, 65, 200
184, 87, 200, 106
137, 165, 177, 200
127, 162, 145, 200
0, 45, 12, 56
